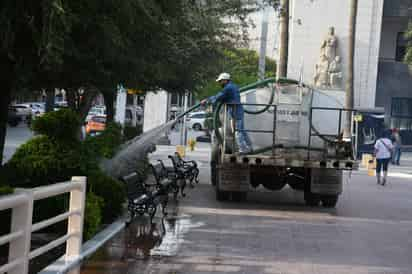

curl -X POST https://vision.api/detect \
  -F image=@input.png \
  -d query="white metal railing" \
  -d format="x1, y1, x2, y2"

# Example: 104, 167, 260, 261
0, 177, 86, 274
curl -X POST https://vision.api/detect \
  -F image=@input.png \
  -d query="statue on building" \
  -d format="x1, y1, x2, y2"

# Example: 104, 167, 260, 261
321, 27, 338, 62
313, 26, 342, 89
329, 56, 343, 88
314, 54, 330, 88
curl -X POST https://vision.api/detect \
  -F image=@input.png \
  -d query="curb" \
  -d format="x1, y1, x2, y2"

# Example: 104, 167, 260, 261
39, 220, 125, 274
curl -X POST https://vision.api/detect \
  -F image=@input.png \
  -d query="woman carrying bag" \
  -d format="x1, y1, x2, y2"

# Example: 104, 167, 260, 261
374, 130, 394, 185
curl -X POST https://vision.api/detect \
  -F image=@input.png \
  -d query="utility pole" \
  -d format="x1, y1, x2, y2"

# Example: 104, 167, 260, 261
258, 7, 269, 80
277, 0, 289, 79
180, 92, 189, 146
344, 0, 358, 138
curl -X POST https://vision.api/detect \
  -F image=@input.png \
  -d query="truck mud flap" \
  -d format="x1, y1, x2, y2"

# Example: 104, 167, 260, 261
311, 169, 342, 195
218, 166, 250, 192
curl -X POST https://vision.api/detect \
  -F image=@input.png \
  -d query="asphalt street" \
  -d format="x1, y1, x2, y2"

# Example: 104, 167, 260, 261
80, 144, 412, 274
2, 124, 33, 164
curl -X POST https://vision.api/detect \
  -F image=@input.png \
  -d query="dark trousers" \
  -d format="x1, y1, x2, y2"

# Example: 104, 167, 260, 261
392, 146, 401, 165
376, 158, 390, 174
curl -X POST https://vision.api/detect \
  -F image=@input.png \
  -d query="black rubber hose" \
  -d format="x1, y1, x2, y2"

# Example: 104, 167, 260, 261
172, 78, 302, 149
241, 78, 276, 115
242, 77, 300, 115
175, 102, 202, 121
213, 77, 300, 146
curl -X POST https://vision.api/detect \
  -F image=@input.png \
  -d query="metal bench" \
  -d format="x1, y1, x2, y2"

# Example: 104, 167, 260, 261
151, 160, 182, 199
121, 171, 168, 226
168, 152, 199, 188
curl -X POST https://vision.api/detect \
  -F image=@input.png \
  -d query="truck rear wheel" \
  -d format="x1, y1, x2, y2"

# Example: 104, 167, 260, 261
211, 161, 217, 186
215, 163, 229, 201
321, 195, 339, 208
304, 193, 320, 206
216, 189, 230, 201
286, 168, 305, 191
232, 192, 247, 202
303, 168, 320, 206
211, 144, 220, 186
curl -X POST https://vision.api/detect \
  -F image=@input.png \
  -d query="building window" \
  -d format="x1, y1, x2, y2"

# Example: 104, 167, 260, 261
391, 97, 412, 117
391, 97, 412, 129
395, 32, 407, 62
126, 94, 134, 105
137, 95, 145, 106
171, 93, 179, 106
391, 97, 412, 145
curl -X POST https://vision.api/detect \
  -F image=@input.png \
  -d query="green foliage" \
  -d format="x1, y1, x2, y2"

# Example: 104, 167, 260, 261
83, 123, 122, 159
6, 136, 83, 188
0, 185, 13, 196
32, 109, 81, 141
0, 167, 13, 196
2, 108, 128, 241
1, 0, 262, 165
87, 171, 125, 223
124, 125, 143, 141
404, 22, 412, 65
1, 0, 264, 241
195, 48, 276, 99
84, 192, 104, 240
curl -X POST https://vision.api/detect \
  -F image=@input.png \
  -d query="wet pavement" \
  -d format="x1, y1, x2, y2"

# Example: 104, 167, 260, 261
80, 145, 412, 274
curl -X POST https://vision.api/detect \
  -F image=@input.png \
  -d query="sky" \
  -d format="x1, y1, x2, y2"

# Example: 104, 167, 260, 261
247, 6, 280, 60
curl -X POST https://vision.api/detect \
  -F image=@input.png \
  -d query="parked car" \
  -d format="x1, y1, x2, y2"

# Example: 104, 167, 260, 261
196, 133, 211, 143
11, 104, 32, 121
55, 101, 68, 107
8, 106, 22, 127
186, 111, 207, 131
86, 115, 106, 135
53, 104, 69, 111
22, 102, 45, 117
86, 106, 106, 122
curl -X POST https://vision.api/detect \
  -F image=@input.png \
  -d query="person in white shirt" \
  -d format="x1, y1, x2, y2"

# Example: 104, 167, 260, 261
374, 130, 394, 185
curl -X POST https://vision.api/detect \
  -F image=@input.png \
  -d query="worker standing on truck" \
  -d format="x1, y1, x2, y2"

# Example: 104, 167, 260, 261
201, 73, 252, 153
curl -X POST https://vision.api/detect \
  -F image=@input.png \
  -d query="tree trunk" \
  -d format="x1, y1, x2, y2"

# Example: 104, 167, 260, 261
78, 87, 99, 122
277, 0, 289, 79
66, 89, 77, 110
45, 88, 55, 112
344, 0, 358, 137
102, 90, 115, 122
0, 54, 14, 165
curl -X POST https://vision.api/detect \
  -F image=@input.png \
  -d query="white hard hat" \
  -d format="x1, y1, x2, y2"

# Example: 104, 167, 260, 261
216, 72, 231, 82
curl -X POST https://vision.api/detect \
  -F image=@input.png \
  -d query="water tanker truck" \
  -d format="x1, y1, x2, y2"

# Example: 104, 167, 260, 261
209, 78, 359, 207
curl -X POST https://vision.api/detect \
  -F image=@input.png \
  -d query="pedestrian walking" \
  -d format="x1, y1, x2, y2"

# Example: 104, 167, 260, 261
391, 128, 402, 165
201, 72, 252, 153
374, 130, 394, 185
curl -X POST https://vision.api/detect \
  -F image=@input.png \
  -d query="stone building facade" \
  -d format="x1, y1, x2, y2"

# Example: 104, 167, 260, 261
286, 0, 412, 144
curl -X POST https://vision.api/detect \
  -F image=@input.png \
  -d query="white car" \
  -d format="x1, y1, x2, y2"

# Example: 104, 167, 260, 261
186, 111, 207, 131
86, 106, 106, 122
24, 102, 45, 117
12, 104, 32, 120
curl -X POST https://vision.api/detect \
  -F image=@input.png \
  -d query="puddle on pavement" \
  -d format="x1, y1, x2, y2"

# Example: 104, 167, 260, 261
113, 214, 204, 261
80, 208, 205, 273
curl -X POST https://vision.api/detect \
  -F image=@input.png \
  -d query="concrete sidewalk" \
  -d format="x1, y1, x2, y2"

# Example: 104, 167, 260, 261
79, 142, 412, 274
380, 151, 412, 175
